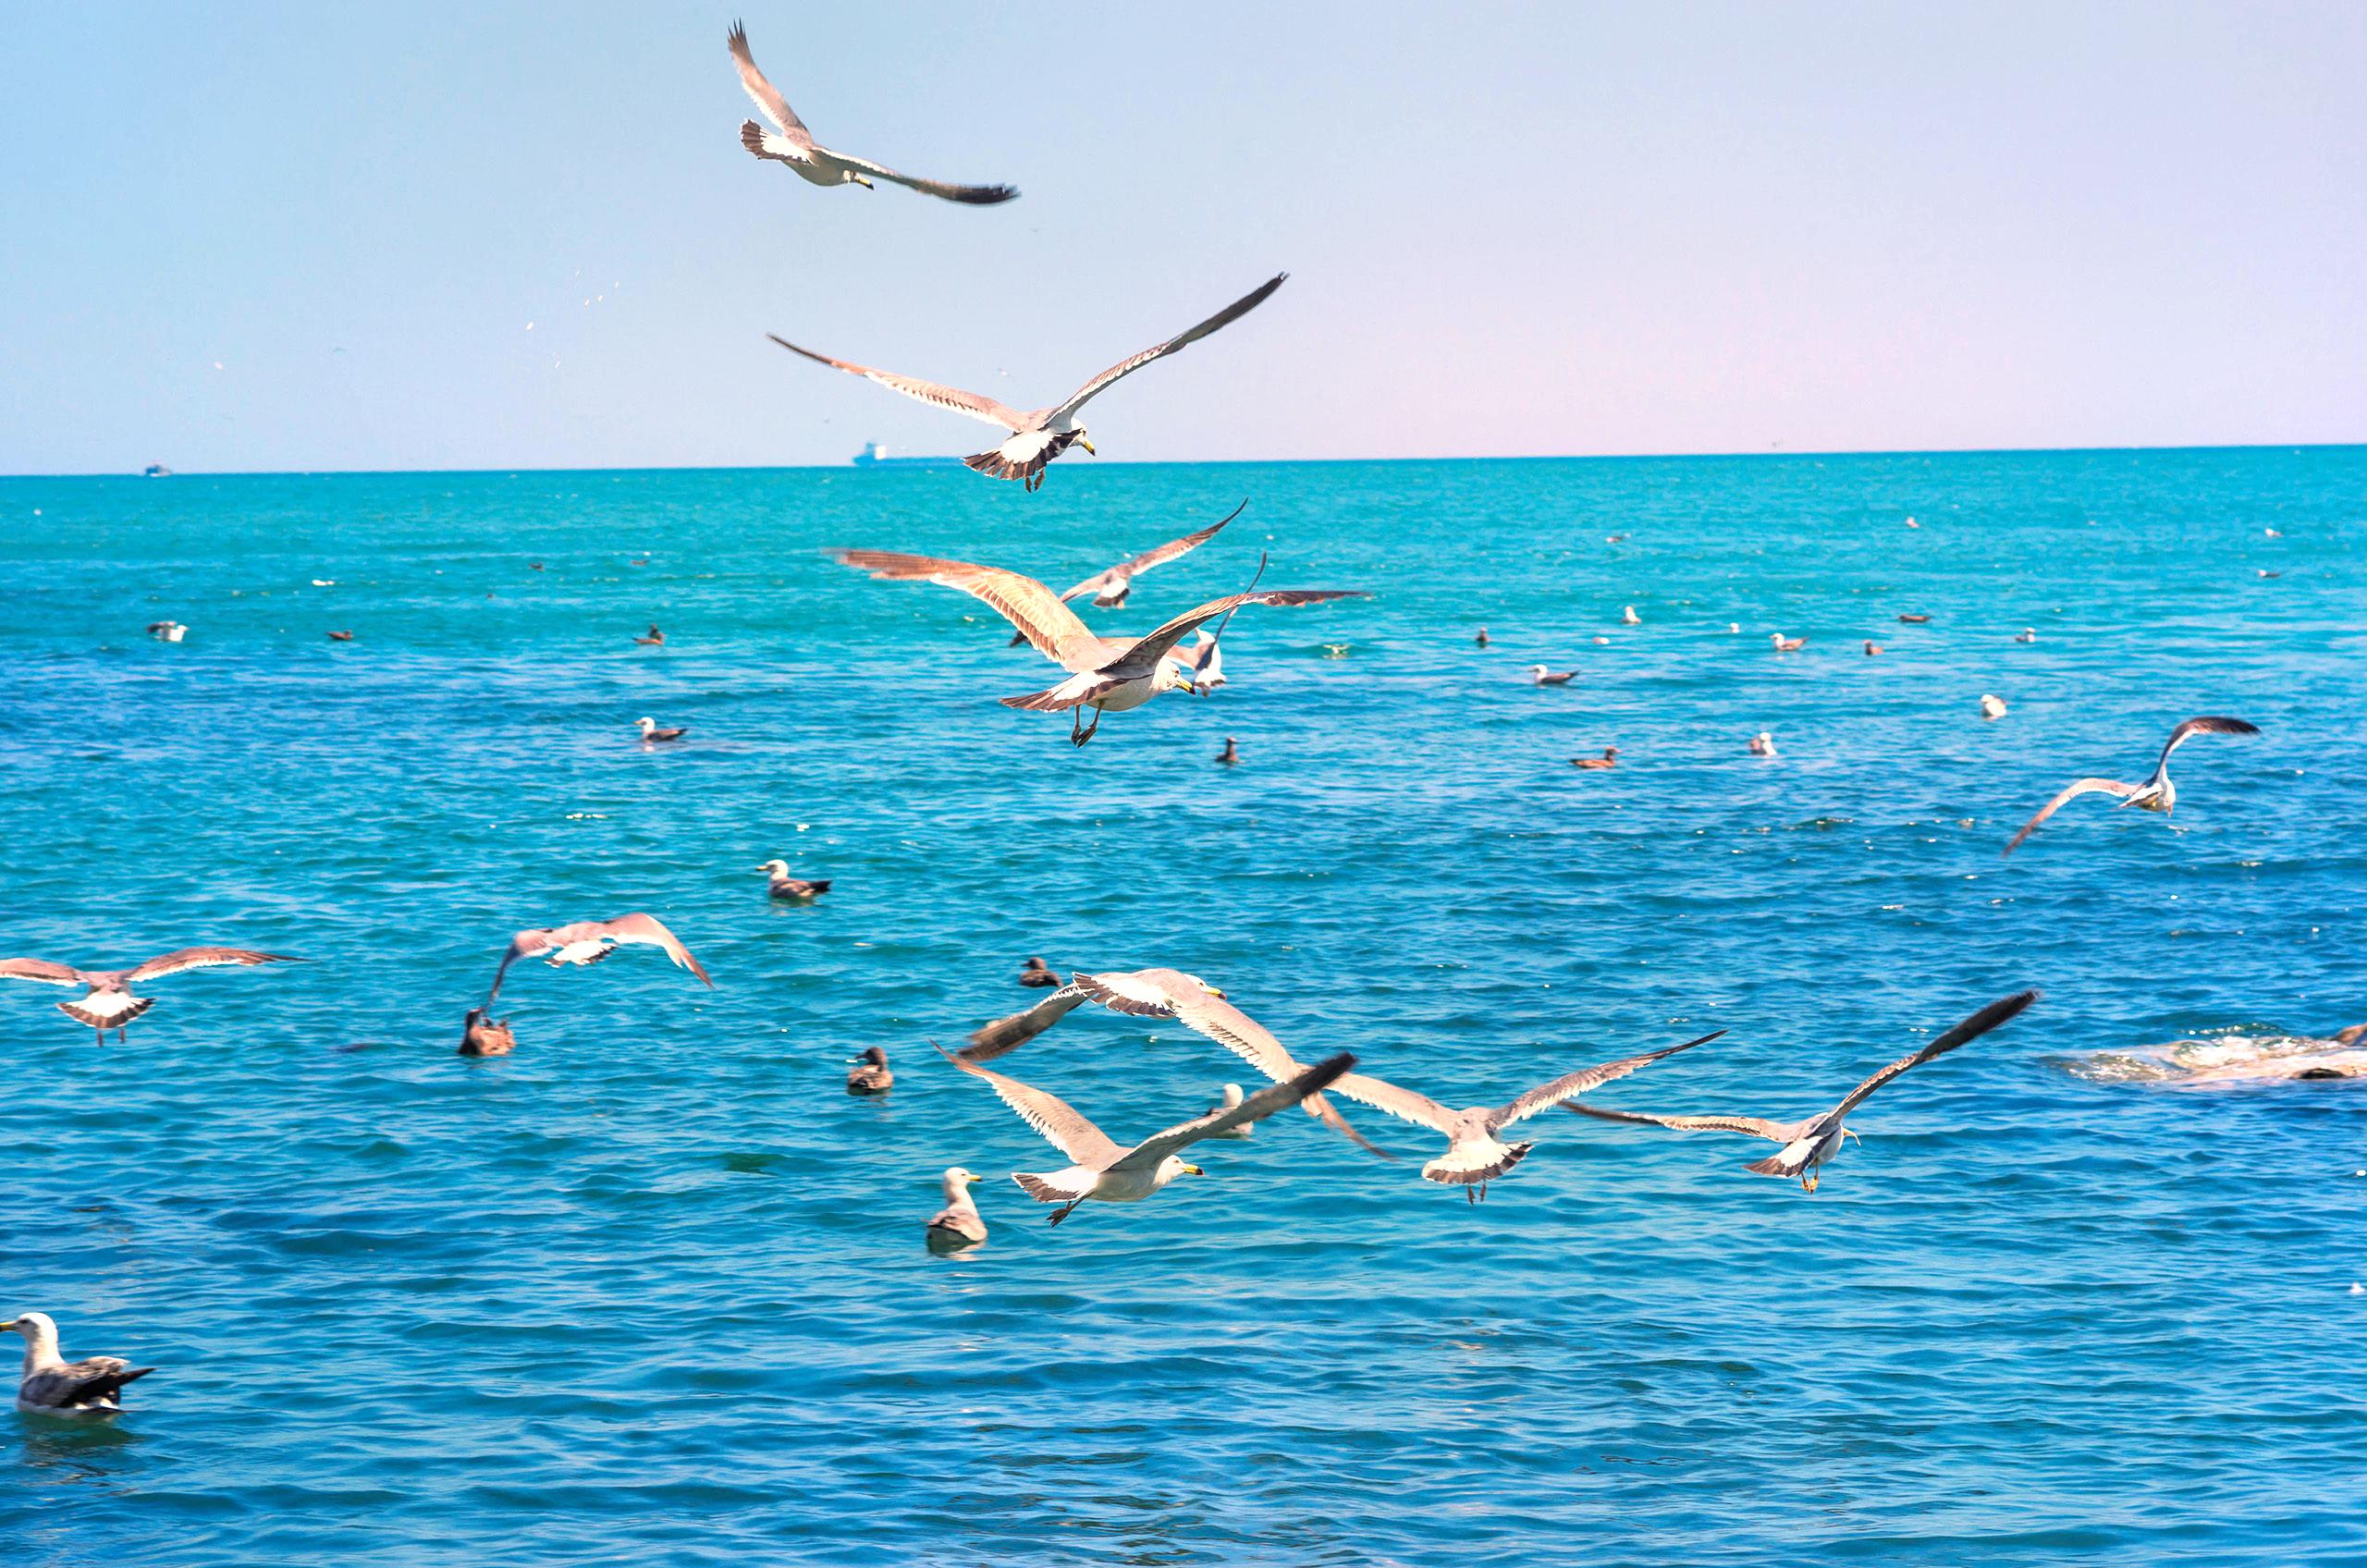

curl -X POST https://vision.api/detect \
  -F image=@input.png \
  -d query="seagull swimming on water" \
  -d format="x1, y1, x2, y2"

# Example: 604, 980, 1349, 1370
926, 1167, 987, 1250
729, 21, 1016, 205
772, 275, 1287, 489
6, 1313, 154, 1416
2003, 717, 2261, 857
1529, 666, 1577, 686
1567, 990, 2039, 1192
635, 717, 687, 743
488, 913, 710, 999
829, 547, 1366, 744
0, 948, 299, 1043
757, 861, 831, 901
937, 1041, 1354, 1225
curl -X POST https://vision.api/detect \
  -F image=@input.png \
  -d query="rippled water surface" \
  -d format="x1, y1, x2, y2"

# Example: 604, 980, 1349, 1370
5, 449, 2365, 1566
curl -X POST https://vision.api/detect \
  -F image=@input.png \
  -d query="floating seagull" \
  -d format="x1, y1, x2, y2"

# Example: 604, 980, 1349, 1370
1019, 957, 1061, 988
773, 274, 1285, 489
6, 1313, 154, 1416
1205, 1084, 1253, 1138
2258, 570, 2282, 580
2003, 717, 2260, 856
829, 547, 1366, 744
1771, 632, 1806, 652
757, 860, 831, 901
1897, 614, 1932, 625
926, 1168, 987, 1250
458, 1007, 516, 1058
729, 21, 1016, 205
0, 948, 299, 1043
1215, 736, 1240, 765
327, 630, 354, 643
488, 913, 710, 999
847, 1045, 892, 1095
2016, 628, 2037, 643
1474, 628, 1490, 647
1748, 731, 1777, 757
1980, 693, 2008, 720
1569, 990, 2038, 1192
1622, 606, 1641, 626
634, 625, 665, 646
1529, 666, 1577, 686
1570, 746, 1618, 770
937, 1041, 1353, 1225
146, 620, 186, 643
1863, 641, 1883, 656
1320, 643, 1351, 659
635, 717, 687, 743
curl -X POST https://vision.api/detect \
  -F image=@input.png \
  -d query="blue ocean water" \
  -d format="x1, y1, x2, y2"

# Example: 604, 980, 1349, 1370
3, 447, 2363, 1567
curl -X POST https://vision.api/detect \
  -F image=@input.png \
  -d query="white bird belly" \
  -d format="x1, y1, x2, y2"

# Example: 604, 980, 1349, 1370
1089, 678, 1163, 715
549, 941, 609, 966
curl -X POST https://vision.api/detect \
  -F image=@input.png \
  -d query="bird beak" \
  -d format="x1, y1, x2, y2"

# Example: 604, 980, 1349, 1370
854, 176, 875, 190
964, 1174, 983, 1185
1205, 986, 1227, 999
1078, 438, 1097, 456
1183, 1164, 1207, 1177
1173, 670, 1196, 692
0, 1320, 15, 1331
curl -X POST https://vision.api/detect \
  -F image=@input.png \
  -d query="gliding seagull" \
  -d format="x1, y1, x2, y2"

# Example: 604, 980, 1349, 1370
0, 948, 298, 1043
488, 913, 711, 999
2003, 717, 2260, 856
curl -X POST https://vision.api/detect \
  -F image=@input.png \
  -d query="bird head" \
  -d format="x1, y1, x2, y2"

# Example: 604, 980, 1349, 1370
0, 1311, 53, 1340
634, 717, 655, 731
756, 859, 789, 875
1162, 662, 1196, 695
850, 1046, 888, 1066
944, 1166, 982, 1192
1188, 974, 1227, 999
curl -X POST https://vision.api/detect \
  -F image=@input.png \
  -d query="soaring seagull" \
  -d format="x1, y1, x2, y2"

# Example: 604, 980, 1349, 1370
1003, 503, 1244, 651
772, 274, 1286, 489
829, 547, 1366, 744
0, 948, 298, 1043
487, 913, 711, 1000
6, 1313, 154, 1416
2003, 717, 2260, 857
1567, 989, 2039, 1192
937, 1042, 1353, 1225
728, 22, 1015, 205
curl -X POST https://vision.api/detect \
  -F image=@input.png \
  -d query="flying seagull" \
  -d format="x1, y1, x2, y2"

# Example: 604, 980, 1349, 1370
937, 1041, 1354, 1225
729, 21, 1015, 205
1568, 989, 2039, 1192
0, 948, 299, 1043
6, 1313, 154, 1415
772, 274, 1286, 489
828, 547, 1367, 744
2003, 717, 2260, 857
1055, 502, 1245, 612
488, 913, 711, 1000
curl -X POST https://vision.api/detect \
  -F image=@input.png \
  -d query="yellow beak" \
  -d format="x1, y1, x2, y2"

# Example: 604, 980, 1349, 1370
1183, 1164, 1207, 1176
964, 1174, 983, 1185
1078, 438, 1097, 456
0, 1320, 16, 1331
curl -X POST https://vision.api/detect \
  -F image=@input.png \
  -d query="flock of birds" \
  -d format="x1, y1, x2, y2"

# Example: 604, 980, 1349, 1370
5, 18, 2285, 1418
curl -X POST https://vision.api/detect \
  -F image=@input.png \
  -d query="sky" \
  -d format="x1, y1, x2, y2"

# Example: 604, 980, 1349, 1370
2, 2, 2361, 474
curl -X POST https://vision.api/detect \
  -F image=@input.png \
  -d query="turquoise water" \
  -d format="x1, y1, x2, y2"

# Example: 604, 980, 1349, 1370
4, 448, 2363, 1566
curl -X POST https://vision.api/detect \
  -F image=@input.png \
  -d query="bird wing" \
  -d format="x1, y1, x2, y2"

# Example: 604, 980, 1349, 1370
934, 1041, 1124, 1169
19, 1358, 153, 1410
1828, 988, 2039, 1120
1049, 274, 1288, 420
767, 337, 1029, 431
488, 926, 558, 1000
826, 150, 1018, 206
124, 948, 299, 982
1105, 588, 1369, 675
964, 984, 1088, 1061
1561, 1103, 1799, 1143
727, 21, 811, 143
0, 959, 85, 987
2002, 778, 2140, 856
2156, 715, 2261, 773
829, 548, 1098, 664
593, 913, 713, 987
1488, 1030, 1727, 1132
1054, 502, 1245, 604
1110, 1052, 1355, 1173
1324, 1070, 1460, 1135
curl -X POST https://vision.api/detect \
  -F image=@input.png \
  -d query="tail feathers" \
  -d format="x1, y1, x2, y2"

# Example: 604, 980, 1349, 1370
740, 120, 796, 161
1012, 1172, 1085, 1205
60, 995, 153, 1029
79, 1366, 155, 1404
1002, 677, 1122, 714
1422, 1141, 1534, 1186
963, 448, 1038, 484
806, 880, 833, 894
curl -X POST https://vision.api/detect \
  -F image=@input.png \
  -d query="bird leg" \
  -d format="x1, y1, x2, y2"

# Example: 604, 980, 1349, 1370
1802, 1170, 1820, 1194
1048, 1196, 1086, 1226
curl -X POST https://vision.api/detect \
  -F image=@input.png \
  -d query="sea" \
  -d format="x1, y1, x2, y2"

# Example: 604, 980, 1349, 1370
3, 447, 2363, 1566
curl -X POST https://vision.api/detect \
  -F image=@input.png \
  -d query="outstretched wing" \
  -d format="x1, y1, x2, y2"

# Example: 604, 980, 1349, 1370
0, 959, 84, 987
488, 925, 557, 1000
1106, 588, 1369, 675
1563, 1103, 1799, 1144
964, 983, 1088, 1061
767, 337, 1029, 431
727, 21, 810, 142
1110, 1052, 1354, 1173
935, 1041, 1124, 1169
125, 948, 299, 982
595, 913, 712, 987
828, 150, 1018, 206
1055, 503, 1245, 604
1324, 1070, 1460, 1136
1828, 988, 2039, 1120
2002, 778, 2140, 856
1489, 1030, 1726, 1132
2157, 715, 2260, 771
829, 548, 1098, 664
1050, 274, 1288, 420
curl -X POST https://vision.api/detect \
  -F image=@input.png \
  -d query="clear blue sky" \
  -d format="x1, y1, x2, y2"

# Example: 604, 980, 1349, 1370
3, 2, 2361, 474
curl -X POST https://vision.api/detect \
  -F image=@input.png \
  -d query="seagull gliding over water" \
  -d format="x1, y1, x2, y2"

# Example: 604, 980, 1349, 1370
0, 948, 299, 1043
2003, 717, 2260, 856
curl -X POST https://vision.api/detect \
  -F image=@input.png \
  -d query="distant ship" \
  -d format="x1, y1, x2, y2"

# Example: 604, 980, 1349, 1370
850, 442, 958, 470
142, 463, 174, 477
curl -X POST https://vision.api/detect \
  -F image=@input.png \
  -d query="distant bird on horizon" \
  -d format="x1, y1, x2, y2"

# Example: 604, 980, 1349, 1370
1018, 957, 1061, 988
757, 860, 831, 901
488, 913, 710, 1000
1771, 632, 1807, 652
1474, 627, 1490, 647
1529, 665, 1577, 686
772, 274, 1286, 489
828, 547, 1366, 744
6, 1313, 154, 1416
635, 717, 687, 743
146, 620, 186, 643
0, 948, 299, 1043
847, 1045, 893, 1095
2003, 717, 2261, 857
634, 626, 666, 646
926, 1167, 987, 1250
1039, 503, 1245, 614
1897, 614, 1932, 624
1748, 731, 1778, 757
1216, 735, 1240, 766
1980, 693, 2009, 720
729, 21, 1017, 205
1569, 990, 2037, 1192
1570, 746, 1618, 770
2016, 628, 2037, 643
458, 1007, 516, 1058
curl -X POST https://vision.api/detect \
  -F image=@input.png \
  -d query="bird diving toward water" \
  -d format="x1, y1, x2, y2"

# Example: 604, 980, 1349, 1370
936, 1041, 1354, 1226
828, 547, 1367, 744
772, 273, 1286, 489
2003, 717, 2260, 857
487, 913, 711, 1000
1567, 989, 2039, 1192
6, 1313, 154, 1416
0, 948, 299, 1043
728, 22, 1016, 205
